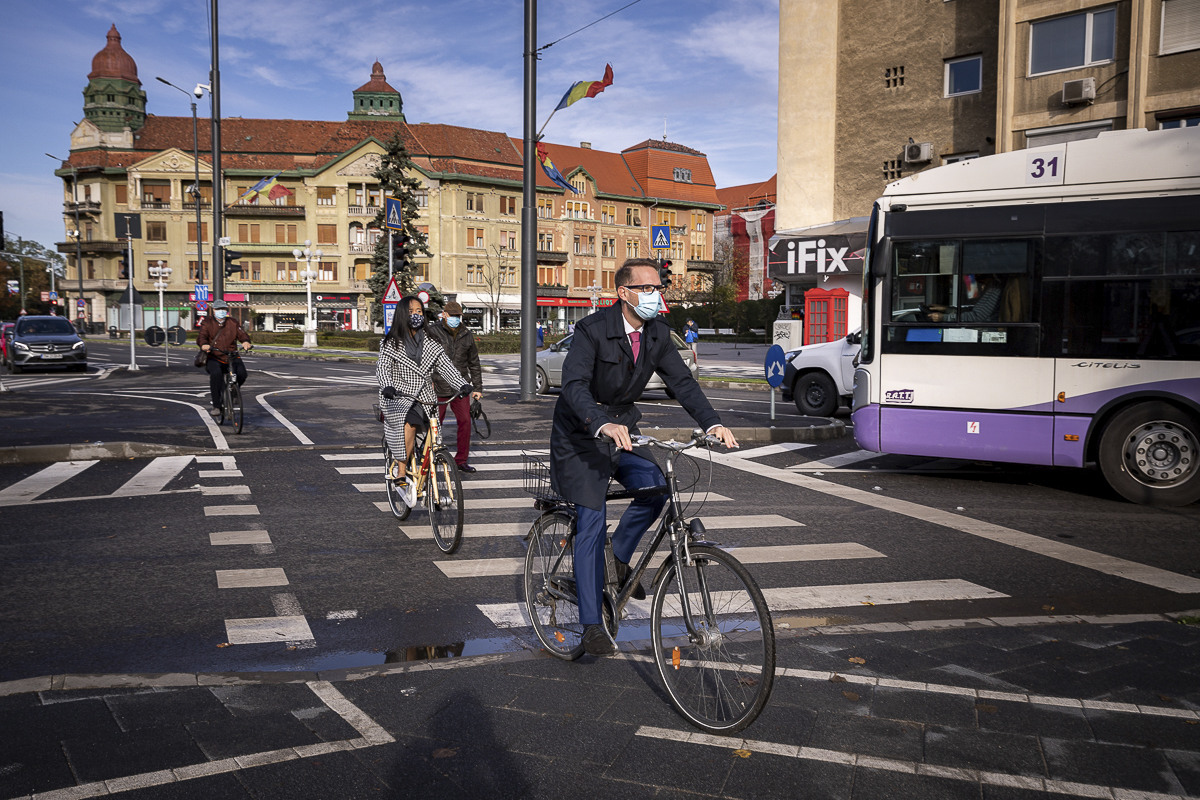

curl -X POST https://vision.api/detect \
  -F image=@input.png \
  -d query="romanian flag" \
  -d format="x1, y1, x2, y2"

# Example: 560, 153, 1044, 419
238, 172, 281, 203
536, 143, 576, 194
267, 181, 294, 202
554, 64, 614, 111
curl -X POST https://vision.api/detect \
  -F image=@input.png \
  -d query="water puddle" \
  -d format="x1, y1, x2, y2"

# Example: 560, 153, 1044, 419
297, 635, 528, 672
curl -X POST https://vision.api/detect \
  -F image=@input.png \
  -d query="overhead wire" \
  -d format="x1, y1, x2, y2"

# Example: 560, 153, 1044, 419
537, 0, 643, 52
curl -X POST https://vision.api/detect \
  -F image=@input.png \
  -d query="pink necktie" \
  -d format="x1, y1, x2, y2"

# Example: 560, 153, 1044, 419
630, 331, 640, 362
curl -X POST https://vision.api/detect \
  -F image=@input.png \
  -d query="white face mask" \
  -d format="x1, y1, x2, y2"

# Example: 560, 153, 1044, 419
214, 310, 228, 322
622, 287, 661, 321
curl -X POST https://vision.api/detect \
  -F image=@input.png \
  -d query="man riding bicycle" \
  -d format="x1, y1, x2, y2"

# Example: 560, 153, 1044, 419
549, 259, 738, 656
198, 300, 251, 419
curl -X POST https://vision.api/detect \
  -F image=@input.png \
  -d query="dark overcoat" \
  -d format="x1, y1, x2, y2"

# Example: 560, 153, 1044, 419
549, 303, 721, 510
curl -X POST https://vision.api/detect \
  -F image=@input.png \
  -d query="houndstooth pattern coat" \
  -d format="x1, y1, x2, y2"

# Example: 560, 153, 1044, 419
376, 336, 468, 450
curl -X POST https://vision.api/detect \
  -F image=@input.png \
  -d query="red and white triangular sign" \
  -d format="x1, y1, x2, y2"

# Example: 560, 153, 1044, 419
382, 277, 402, 304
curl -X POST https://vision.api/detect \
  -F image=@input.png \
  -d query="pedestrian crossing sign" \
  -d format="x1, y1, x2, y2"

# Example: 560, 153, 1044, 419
385, 196, 403, 231
382, 277, 402, 303
651, 225, 671, 250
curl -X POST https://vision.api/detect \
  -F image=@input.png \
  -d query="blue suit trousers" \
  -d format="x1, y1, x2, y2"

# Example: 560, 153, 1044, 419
573, 451, 667, 626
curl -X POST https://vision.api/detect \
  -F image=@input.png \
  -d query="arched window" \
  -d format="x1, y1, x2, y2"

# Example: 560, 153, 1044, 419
349, 222, 365, 244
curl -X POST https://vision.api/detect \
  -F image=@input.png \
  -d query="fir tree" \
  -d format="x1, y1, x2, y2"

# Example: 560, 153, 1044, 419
368, 131, 438, 324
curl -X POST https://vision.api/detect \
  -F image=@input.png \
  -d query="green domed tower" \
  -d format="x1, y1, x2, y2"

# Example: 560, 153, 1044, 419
348, 61, 404, 121
83, 25, 146, 132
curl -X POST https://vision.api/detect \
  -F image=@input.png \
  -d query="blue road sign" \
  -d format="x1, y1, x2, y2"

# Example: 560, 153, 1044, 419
651, 225, 671, 250
48, 291, 58, 300
385, 196, 403, 232
383, 303, 397, 335
764, 344, 786, 387
194, 284, 210, 303
196, 301, 208, 313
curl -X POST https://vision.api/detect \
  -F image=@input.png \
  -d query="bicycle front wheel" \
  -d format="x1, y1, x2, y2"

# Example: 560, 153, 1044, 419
651, 545, 775, 734
219, 382, 230, 426
383, 439, 411, 521
428, 450, 463, 554
523, 511, 585, 660
230, 382, 244, 434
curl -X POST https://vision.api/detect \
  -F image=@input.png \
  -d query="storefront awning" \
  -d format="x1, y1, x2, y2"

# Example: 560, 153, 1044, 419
768, 217, 869, 281
536, 297, 616, 307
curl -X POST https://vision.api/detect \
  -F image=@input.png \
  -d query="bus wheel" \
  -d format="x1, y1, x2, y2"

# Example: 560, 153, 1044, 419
1099, 401, 1200, 507
795, 372, 838, 417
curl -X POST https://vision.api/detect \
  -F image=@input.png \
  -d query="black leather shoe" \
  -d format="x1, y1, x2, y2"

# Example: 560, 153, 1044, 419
458, 463, 477, 474
582, 624, 617, 656
615, 559, 646, 601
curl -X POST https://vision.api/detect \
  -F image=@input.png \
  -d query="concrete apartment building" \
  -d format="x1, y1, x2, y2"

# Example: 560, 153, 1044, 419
53, 26, 720, 332
773, 0, 1200, 332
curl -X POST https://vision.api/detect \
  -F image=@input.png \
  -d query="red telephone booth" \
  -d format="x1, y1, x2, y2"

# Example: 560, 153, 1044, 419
803, 287, 849, 345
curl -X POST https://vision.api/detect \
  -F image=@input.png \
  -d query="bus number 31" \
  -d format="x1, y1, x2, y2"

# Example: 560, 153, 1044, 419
1030, 157, 1059, 179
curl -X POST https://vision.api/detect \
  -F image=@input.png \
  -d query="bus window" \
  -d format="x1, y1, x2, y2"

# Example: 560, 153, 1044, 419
891, 240, 958, 321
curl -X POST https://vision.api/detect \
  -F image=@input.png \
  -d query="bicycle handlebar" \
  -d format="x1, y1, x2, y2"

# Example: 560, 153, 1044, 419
607, 429, 724, 452
207, 345, 251, 356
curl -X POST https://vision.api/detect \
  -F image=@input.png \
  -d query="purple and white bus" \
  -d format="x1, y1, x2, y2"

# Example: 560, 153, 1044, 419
852, 127, 1200, 506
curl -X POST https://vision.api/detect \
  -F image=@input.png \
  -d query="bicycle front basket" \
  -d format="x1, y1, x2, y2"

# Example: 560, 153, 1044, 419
522, 453, 561, 503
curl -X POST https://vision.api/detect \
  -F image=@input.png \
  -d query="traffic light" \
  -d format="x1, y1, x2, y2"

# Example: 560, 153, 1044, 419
658, 259, 673, 289
118, 255, 129, 280
223, 249, 243, 278
392, 234, 408, 271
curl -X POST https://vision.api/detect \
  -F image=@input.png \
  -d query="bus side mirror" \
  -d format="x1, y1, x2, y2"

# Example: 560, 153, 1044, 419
871, 243, 889, 279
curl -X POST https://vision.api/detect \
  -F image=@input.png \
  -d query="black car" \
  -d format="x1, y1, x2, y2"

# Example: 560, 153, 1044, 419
8, 316, 87, 373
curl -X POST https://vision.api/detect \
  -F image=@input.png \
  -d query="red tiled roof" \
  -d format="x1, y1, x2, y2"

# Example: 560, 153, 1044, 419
354, 62, 399, 94
717, 174, 777, 212
511, 139, 645, 198
410, 124, 521, 166
622, 139, 705, 157
89, 25, 139, 84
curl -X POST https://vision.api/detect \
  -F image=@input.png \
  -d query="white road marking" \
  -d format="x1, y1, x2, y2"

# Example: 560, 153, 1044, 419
325, 367, 371, 373
354, 478, 525, 492
791, 449, 881, 471
110, 456, 195, 497
210, 530, 272, 545
215, 568, 289, 588
256, 389, 315, 445
437, 542, 884, 578
403, 513, 804, 540
95, 392, 228, 450
634, 726, 1174, 800
225, 615, 313, 644
478, 578, 1006, 628
204, 504, 260, 516
199, 469, 244, 478
371, 493, 734, 515
306, 681, 395, 745
322, 449, 545, 461
196, 455, 237, 468
336, 466, 386, 475
0, 460, 98, 506
199, 484, 251, 496
326, 610, 358, 620
711, 451, 1200, 594
723, 442, 815, 459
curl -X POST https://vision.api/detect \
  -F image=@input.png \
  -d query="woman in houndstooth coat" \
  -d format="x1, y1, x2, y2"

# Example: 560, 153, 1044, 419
376, 296, 471, 481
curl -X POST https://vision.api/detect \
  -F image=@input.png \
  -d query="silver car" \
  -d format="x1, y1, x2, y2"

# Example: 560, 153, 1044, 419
535, 330, 698, 398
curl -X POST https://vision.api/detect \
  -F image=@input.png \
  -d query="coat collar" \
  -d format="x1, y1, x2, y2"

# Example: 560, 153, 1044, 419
604, 301, 661, 364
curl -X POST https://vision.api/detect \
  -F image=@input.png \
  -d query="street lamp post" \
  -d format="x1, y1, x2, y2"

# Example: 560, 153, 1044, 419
586, 280, 603, 312
45, 153, 84, 334
292, 240, 322, 349
156, 78, 209, 284
149, 260, 173, 368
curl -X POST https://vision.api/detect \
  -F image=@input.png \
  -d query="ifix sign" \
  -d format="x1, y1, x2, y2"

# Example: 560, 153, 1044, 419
768, 231, 867, 281
782, 238, 849, 274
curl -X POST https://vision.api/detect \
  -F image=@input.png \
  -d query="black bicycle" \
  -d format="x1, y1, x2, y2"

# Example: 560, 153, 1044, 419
209, 347, 248, 434
522, 430, 775, 734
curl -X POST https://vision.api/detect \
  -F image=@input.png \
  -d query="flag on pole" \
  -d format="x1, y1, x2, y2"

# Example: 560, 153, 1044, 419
238, 172, 282, 203
267, 181, 294, 202
554, 64, 614, 111
536, 143, 577, 194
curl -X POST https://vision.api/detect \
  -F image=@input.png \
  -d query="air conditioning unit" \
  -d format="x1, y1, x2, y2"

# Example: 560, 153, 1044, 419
904, 142, 933, 164
1062, 77, 1096, 106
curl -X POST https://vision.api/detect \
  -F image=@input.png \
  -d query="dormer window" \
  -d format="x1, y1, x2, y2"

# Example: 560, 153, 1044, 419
673, 168, 692, 183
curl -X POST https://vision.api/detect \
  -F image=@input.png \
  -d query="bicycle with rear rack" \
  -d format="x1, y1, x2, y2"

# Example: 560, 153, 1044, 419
521, 430, 775, 735
209, 347, 249, 434
375, 393, 465, 554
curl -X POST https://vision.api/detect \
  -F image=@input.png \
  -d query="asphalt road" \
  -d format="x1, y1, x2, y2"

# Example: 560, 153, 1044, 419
2, 341, 1198, 799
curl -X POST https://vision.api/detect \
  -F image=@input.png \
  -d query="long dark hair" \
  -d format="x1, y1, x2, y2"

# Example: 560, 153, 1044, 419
383, 295, 426, 348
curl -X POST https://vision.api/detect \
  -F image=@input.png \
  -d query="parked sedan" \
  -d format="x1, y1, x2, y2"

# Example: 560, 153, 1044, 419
8, 316, 87, 374
535, 330, 698, 397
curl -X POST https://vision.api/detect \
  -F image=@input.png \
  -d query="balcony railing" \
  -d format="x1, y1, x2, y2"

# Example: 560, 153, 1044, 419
535, 250, 569, 263
140, 201, 171, 210
223, 204, 306, 217
56, 240, 126, 254
348, 243, 373, 254
183, 202, 212, 211
347, 205, 380, 216
64, 200, 101, 214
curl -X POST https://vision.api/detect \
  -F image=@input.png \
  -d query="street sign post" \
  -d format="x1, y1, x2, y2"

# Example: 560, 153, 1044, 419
651, 225, 671, 251
382, 276, 402, 335
385, 197, 403, 231
765, 344, 786, 421
76, 298, 86, 309
194, 284, 210, 303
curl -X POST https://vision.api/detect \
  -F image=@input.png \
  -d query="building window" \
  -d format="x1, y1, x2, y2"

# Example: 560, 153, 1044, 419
1025, 119, 1114, 147
367, 187, 382, 207
1029, 7, 1116, 76
238, 223, 261, 243
317, 187, 336, 206
467, 227, 484, 248
318, 262, 337, 281
672, 168, 692, 183
501, 196, 516, 215
883, 160, 903, 181
141, 183, 169, 205
86, 259, 95, 280
587, 235, 596, 255
146, 221, 167, 242
943, 152, 980, 164
601, 237, 616, 257
538, 266, 561, 284
415, 189, 428, 208
570, 177, 587, 194
601, 267, 615, 289
466, 192, 484, 212
626, 239, 640, 258
188, 261, 208, 281
466, 263, 482, 285
885, 66, 905, 88
273, 186, 295, 206
187, 221, 209, 243
691, 243, 706, 260
275, 224, 297, 244
944, 55, 982, 97
368, 226, 383, 245
500, 230, 517, 250
573, 267, 592, 288
317, 224, 337, 245
1160, 114, 1200, 129
573, 235, 581, 255
115, 185, 127, 204
692, 211, 707, 232
277, 261, 298, 282
537, 198, 554, 218
565, 201, 589, 219
655, 209, 677, 227
501, 264, 517, 286
601, 204, 616, 224
84, 222, 94, 241
1162, 0, 1200, 54
626, 208, 641, 227
250, 261, 261, 281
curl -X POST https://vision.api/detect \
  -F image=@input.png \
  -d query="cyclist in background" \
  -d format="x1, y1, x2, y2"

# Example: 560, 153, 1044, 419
198, 300, 251, 419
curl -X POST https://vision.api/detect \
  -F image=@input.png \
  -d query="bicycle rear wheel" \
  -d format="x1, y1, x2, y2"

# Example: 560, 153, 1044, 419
428, 450, 463, 554
219, 383, 230, 426
383, 439, 411, 521
230, 381, 244, 434
523, 511, 585, 660
651, 545, 775, 734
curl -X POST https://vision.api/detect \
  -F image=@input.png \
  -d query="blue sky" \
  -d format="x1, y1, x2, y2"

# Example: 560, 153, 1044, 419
1, 0, 779, 251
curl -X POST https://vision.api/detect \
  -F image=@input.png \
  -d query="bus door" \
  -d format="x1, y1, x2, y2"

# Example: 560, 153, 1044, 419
879, 236, 1055, 465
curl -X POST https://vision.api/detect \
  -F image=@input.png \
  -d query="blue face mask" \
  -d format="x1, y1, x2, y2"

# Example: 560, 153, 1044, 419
446, 316, 461, 329
214, 310, 228, 322
624, 288, 661, 321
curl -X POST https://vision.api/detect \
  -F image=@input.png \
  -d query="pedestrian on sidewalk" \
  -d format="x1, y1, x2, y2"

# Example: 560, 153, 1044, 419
537, 320, 544, 349
429, 301, 484, 473
684, 317, 699, 356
